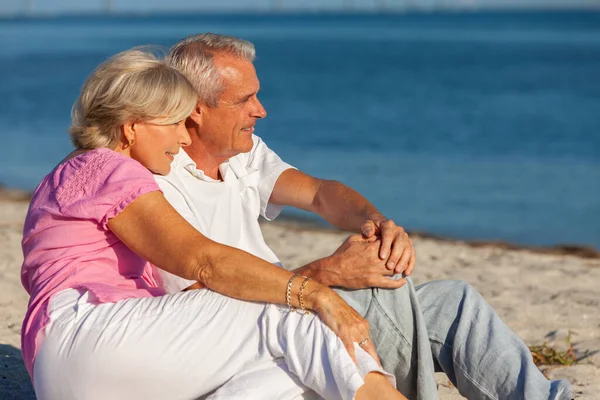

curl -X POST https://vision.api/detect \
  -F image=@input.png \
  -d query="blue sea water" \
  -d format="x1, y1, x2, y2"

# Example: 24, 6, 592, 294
0, 11, 599, 248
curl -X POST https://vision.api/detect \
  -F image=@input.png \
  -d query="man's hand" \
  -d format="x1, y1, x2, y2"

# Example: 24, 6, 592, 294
316, 235, 407, 290
271, 171, 416, 278
361, 217, 416, 276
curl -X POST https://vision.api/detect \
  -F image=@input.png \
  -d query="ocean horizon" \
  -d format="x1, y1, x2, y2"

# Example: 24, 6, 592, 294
1, 10, 598, 249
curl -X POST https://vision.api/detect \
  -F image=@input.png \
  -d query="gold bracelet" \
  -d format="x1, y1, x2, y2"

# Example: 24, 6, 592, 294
298, 276, 311, 315
286, 274, 299, 312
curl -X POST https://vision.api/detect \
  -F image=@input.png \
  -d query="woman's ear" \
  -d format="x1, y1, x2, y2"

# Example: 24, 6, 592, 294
122, 122, 137, 146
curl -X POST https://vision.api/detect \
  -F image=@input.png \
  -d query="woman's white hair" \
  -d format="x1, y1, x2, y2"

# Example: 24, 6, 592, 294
69, 47, 198, 150
165, 33, 256, 108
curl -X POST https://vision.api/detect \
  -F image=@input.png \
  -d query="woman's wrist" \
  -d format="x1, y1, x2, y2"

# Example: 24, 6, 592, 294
302, 280, 332, 313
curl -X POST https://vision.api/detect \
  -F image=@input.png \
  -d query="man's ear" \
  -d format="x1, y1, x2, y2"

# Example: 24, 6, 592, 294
188, 101, 204, 125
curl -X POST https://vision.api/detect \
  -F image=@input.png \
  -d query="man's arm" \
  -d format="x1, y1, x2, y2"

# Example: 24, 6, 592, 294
269, 169, 415, 276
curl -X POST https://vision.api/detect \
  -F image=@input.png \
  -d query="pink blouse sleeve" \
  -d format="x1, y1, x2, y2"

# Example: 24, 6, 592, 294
54, 149, 161, 229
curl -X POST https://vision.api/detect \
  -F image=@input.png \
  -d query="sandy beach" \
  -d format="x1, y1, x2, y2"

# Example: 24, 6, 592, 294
1, 194, 599, 399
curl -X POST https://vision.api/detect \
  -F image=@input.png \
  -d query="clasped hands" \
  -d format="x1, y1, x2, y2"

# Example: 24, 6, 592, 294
322, 217, 416, 289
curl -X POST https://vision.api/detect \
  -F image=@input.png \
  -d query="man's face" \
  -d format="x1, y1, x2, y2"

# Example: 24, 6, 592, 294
197, 53, 266, 159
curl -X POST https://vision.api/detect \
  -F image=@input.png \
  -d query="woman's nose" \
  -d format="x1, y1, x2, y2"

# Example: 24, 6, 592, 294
179, 124, 192, 146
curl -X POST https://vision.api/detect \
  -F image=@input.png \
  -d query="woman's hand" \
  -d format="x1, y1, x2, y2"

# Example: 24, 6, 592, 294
304, 283, 380, 365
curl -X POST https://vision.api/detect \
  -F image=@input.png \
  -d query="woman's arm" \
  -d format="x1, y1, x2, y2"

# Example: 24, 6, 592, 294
107, 191, 377, 361
108, 191, 308, 305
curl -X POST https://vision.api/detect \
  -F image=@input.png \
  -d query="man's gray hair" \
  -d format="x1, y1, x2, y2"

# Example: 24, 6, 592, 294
166, 33, 256, 107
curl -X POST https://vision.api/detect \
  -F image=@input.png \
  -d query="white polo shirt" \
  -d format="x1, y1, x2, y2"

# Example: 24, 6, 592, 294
154, 134, 295, 293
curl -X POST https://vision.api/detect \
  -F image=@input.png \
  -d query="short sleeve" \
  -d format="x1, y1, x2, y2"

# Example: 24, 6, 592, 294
54, 149, 161, 229
245, 135, 296, 220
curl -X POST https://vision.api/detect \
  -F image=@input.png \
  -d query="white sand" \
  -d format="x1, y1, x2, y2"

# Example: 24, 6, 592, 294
1, 198, 599, 399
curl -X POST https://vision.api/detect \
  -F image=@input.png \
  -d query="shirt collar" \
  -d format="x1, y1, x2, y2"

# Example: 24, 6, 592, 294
173, 149, 231, 182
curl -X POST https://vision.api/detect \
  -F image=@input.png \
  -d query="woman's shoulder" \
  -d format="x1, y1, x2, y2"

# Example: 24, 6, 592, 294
25, 148, 160, 235
33, 148, 155, 209
59, 148, 139, 177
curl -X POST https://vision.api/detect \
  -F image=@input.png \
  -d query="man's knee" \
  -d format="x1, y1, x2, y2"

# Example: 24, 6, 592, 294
438, 280, 474, 297
416, 279, 470, 295
415, 279, 485, 313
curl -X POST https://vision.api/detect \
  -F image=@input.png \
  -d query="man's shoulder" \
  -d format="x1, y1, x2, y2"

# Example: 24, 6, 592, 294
246, 134, 282, 162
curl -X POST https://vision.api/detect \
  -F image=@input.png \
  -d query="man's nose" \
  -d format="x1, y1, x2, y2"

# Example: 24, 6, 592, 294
251, 98, 267, 119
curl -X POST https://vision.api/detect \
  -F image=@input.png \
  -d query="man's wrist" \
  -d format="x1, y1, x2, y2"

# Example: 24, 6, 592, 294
295, 256, 337, 287
366, 212, 386, 225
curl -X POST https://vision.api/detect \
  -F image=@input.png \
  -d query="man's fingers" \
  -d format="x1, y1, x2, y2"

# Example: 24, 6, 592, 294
373, 276, 406, 289
361, 220, 377, 238
346, 234, 364, 243
395, 238, 415, 275
346, 234, 377, 246
364, 235, 379, 244
378, 227, 394, 261
378, 264, 396, 277
404, 248, 416, 276
395, 246, 412, 274
385, 239, 405, 270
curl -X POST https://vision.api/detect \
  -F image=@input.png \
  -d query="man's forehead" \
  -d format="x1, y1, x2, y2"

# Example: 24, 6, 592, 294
213, 54, 259, 96
214, 54, 255, 79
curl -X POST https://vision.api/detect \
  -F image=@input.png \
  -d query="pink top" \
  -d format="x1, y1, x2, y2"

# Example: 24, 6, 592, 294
21, 148, 166, 378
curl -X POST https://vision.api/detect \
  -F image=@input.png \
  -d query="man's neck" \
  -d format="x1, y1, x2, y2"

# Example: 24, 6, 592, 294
184, 140, 229, 181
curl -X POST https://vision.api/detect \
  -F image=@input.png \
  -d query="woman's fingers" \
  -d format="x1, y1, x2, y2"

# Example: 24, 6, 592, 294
348, 315, 379, 366
316, 290, 382, 367
359, 339, 381, 367
341, 330, 357, 363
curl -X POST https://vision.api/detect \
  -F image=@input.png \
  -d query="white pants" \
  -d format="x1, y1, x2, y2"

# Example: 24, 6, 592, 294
33, 289, 393, 400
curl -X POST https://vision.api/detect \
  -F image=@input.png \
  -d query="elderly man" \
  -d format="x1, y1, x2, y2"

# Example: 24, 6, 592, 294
153, 33, 571, 399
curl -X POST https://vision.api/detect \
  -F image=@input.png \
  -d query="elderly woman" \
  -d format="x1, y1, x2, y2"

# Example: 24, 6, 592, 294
20, 48, 407, 400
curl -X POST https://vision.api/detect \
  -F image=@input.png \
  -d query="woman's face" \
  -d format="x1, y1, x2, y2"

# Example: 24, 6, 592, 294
128, 119, 191, 175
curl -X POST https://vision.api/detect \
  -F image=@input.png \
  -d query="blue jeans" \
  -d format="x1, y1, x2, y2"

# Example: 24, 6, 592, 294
335, 279, 573, 400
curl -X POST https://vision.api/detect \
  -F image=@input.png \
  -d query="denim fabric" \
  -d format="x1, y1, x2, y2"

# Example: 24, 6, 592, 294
335, 279, 573, 400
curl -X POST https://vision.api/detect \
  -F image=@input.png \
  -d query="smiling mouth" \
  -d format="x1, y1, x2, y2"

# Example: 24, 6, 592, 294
241, 126, 254, 133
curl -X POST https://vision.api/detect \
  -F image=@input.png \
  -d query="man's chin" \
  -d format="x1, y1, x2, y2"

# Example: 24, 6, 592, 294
237, 141, 254, 154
